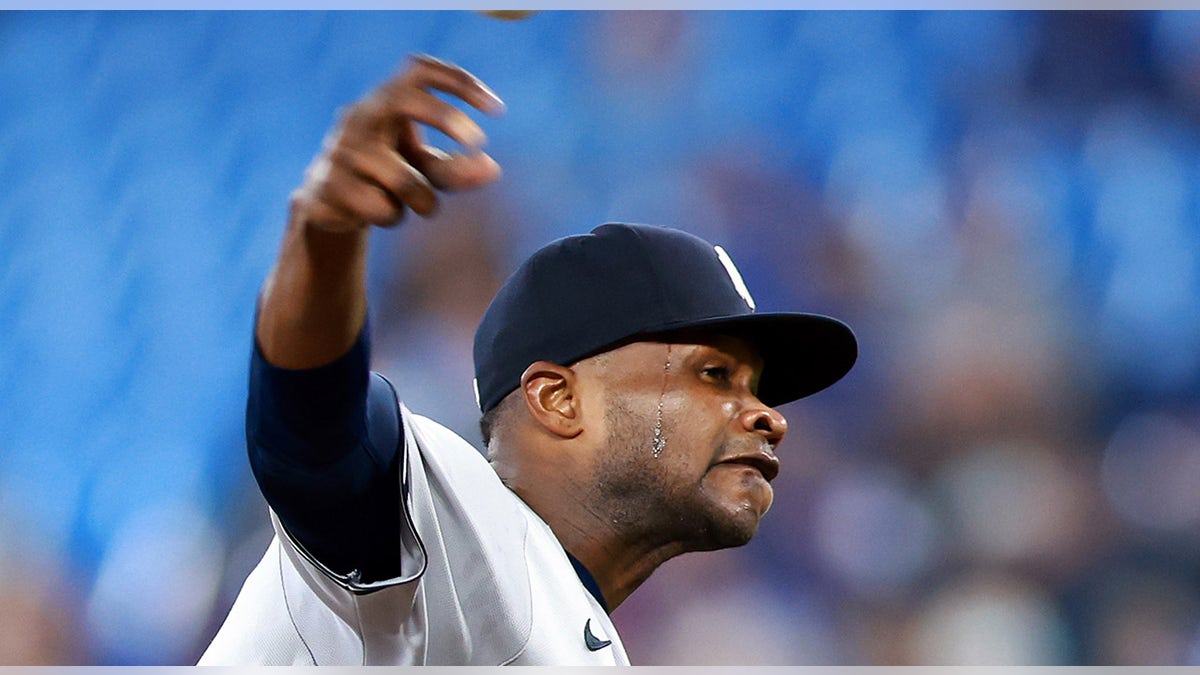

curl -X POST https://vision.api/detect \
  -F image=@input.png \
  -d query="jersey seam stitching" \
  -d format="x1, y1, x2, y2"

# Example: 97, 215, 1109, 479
353, 594, 367, 665
279, 541, 318, 665
498, 515, 533, 665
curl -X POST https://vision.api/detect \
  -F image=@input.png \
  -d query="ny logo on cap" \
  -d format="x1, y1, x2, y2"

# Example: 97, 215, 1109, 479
714, 246, 756, 311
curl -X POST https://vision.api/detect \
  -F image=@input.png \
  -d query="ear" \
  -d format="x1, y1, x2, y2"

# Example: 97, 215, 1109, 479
519, 361, 583, 439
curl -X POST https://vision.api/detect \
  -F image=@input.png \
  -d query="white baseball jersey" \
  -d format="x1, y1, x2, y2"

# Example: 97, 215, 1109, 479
200, 402, 629, 665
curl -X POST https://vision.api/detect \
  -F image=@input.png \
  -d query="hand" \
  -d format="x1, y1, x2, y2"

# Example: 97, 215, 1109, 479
290, 54, 505, 233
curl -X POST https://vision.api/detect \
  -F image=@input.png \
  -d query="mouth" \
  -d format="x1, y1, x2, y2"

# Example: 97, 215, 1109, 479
717, 449, 780, 483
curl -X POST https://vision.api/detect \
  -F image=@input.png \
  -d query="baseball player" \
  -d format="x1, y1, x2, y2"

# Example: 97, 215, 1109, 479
200, 55, 857, 665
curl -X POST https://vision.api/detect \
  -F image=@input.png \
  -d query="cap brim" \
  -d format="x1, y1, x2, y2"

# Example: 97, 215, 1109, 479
649, 312, 858, 406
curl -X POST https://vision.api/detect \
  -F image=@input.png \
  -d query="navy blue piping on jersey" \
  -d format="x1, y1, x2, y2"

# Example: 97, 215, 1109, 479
566, 551, 609, 614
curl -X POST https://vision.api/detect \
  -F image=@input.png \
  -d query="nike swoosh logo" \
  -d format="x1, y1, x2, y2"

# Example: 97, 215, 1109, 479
584, 618, 612, 651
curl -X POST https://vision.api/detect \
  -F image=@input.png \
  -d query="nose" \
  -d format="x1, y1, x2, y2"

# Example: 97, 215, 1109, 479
739, 401, 788, 447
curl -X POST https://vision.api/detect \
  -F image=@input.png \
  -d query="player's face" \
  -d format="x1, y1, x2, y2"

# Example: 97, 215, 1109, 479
585, 333, 788, 551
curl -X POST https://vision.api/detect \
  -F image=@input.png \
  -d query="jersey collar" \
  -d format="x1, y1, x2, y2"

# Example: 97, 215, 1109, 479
565, 551, 609, 614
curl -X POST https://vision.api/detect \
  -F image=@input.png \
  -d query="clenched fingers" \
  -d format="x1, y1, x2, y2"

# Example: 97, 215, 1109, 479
291, 55, 504, 232
328, 143, 438, 216
407, 144, 502, 191
394, 54, 505, 119
291, 150, 425, 232
355, 54, 504, 157
350, 87, 489, 155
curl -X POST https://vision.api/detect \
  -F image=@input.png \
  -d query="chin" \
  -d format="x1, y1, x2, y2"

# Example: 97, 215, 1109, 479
694, 473, 772, 549
717, 520, 759, 549
690, 502, 763, 551
695, 522, 757, 551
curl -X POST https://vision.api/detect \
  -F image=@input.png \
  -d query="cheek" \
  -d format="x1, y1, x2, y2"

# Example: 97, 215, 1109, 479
659, 391, 737, 468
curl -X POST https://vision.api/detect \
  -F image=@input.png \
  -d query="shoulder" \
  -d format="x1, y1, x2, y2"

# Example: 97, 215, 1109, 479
395, 404, 543, 664
400, 403, 497, 487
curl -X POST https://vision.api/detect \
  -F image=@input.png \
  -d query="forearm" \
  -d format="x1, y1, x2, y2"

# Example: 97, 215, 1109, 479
256, 213, 370, 369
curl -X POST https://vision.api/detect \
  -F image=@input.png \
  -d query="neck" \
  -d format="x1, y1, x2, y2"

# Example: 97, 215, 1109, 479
491, 456, 687, 611
557, 521, 688, 610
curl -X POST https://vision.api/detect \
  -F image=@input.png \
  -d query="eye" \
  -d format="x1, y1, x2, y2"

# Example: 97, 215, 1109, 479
702, 365, 731, 382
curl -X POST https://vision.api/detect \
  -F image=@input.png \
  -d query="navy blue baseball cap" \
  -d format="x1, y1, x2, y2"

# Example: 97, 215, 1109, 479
472, 222, 857, 413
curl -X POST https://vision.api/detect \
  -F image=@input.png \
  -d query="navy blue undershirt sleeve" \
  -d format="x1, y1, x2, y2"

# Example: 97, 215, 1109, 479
246, 321, 404, 583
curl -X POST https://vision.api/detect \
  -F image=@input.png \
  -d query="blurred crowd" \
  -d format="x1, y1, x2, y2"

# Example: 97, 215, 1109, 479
2, 10, 1200, 665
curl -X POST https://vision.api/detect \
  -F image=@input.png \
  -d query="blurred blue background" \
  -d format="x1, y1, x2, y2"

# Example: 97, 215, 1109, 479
3, 9, 1200, 665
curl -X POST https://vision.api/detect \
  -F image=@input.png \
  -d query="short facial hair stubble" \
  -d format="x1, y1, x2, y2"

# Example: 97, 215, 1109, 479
594, 381, 757, 551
